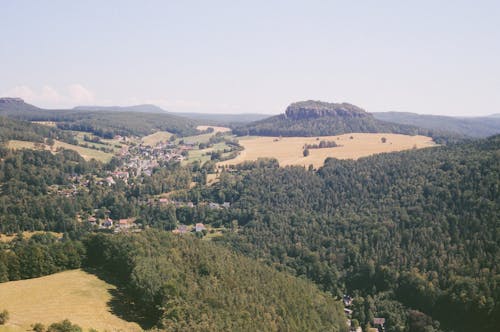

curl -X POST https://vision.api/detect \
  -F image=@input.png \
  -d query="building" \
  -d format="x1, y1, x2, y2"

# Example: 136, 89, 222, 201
195, 223, 206, 232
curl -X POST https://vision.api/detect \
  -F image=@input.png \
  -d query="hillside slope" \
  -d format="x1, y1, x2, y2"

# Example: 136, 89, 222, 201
0, 269, 141, 332
0, 98, 199, 137
85, 231, 348, 332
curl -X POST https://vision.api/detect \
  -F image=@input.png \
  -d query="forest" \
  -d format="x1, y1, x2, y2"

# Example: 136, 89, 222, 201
0, 108, 498, 331
196, 135, 499, 332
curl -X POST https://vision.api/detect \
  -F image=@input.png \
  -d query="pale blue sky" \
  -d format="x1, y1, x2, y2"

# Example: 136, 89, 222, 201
1, 0, 499, 115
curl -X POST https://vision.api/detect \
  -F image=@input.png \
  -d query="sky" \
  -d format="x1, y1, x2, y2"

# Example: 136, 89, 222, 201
1, 1, 499, 116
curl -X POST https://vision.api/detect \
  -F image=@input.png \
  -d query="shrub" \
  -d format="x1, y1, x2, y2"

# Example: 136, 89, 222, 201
0, 310, 9, 325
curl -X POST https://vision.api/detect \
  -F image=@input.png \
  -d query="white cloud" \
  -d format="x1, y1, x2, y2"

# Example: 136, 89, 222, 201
3, 84, 95, 108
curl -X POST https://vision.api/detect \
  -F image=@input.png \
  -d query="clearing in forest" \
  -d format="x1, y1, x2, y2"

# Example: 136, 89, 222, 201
6, 140, 113, 163
218, 133, 436, 168
196, 125, 231, 133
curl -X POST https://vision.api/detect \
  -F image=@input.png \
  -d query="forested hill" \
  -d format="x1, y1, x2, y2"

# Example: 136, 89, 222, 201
85, 231, 348, 331
0, 116, 77, 144
199, 135, 500, 332
0, 97, 199, 138
373, 111, 500, 138
232, 100, 462, 143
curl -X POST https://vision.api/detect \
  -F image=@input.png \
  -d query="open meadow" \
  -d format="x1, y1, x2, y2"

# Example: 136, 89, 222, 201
0, 269, 142, 332
219, 133, 437, 168
196, 125, 231, 133
6, 140, 113, 163
141, 131, 172, 146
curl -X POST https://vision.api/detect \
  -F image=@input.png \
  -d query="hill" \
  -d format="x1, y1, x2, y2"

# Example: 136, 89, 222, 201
202, 135, 500, 332
232, 100, 460, 143
85, 231, 348, 331
74, 104, 168, 113
0, 98, 199, 138
373, 111, 500, 138
175, 112, 270, 124
0, 269, 141, 332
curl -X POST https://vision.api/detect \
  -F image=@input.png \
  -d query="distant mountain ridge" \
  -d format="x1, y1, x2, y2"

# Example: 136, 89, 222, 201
74, 104, 168, 113
373, 111, 500, 138
0, 97, 199, 138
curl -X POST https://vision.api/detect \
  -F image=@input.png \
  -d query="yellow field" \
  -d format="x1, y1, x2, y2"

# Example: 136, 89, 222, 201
0, 269, 142, 332
6, 140, 113, 163
53, 141, 113, 162
219, 133, 437, 168
141, 131, 172, 146
196, 125, 231, 133
31, 121, 57, 127
0, 231, 63, 243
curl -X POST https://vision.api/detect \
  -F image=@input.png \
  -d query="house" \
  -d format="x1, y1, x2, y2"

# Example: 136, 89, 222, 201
87, 216, 97, 224
103, 218, 113, 228
173, 224, 188, 234
222, 202, 231, 208
105, 176, 116, 186
343, 294, 354, 307
195, 223, 206, 232
208, 202, 220, 209
344, 308, 353, 315
118, 219, 131, 228
373, 317, 385, 331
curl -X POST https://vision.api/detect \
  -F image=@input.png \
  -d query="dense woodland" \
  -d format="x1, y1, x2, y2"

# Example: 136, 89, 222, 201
85, 231, 347, 331
196, 136, 499, 332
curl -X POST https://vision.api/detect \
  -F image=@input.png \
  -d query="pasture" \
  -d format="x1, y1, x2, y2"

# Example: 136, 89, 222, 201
196, 125, 231, 133
218, 133, 437, 168
6, 140, 113, 163
141, 131, 172, 146
0, 269, 142, 332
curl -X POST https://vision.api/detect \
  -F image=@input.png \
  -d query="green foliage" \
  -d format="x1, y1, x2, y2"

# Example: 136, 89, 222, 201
32, 322, 45, 332
201, 135, 500, 332
46, 319, 82, 332
0, 234, 85, 282
0, 309, 9, 325
84, 231, 348, 332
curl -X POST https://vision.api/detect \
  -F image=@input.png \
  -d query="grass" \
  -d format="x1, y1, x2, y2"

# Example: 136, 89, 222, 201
31, 121, 57, 127
6, 140, 113, 163
0, 231, 63, 243
196, 125, 231, 133
53, 141, 113, 163
141, 131, 172, 146
0, 269, 142, 332
219, 133, 437, 168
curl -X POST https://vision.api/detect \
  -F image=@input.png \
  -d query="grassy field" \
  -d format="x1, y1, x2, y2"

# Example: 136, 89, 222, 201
141, 131, 172, 146
196, 125, 231, 133
0, 231, 63, 243
6, 140, 113, 163
31, 121, 57, 127
219, 133, 437, 168
0, 269, 142, 332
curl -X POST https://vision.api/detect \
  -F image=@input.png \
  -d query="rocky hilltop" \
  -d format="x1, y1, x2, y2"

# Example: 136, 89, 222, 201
285, 100, 368, 119
0, 97, 41, 112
